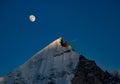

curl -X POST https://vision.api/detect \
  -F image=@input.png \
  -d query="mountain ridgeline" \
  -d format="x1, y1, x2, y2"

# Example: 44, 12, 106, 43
0, 37, 120, 84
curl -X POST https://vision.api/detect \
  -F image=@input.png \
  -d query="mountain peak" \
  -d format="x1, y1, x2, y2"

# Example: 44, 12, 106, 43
1, 38, 120, 84
1, 37, 79, 84
49, 37, 62, 46
46, 37, 72, 49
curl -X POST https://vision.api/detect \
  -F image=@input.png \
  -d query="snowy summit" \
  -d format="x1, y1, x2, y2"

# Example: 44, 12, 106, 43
0, 37, 79, 84
0, 37, 120, 84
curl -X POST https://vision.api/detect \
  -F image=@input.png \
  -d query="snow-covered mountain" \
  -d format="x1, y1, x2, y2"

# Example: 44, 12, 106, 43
0, 37, 79, 84
0, 37, 120, 84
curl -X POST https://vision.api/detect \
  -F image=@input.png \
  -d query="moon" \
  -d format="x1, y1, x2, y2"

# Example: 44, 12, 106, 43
29, 15, 36, 22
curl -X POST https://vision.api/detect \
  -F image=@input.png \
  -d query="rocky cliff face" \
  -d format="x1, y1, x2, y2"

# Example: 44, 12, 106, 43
72, 55, 120, 84
0, 37, 120, 84
112, 70, 120, 79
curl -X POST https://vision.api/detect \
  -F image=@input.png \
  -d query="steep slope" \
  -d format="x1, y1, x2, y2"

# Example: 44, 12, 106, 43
1, 37, 79, 84
1, 37, 120, 84
72, 55, 120, 84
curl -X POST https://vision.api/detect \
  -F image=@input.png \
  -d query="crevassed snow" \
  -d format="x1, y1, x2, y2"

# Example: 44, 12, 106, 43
2, 37, 79, 84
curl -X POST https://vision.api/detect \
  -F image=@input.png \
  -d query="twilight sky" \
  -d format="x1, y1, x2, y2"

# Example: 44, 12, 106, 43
0, 0, 120, 76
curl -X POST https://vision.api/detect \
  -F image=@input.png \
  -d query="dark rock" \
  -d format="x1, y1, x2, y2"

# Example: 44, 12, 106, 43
72, 55, 120, 84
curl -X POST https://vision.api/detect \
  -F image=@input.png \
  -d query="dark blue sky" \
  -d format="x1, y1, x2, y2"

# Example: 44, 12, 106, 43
0, 0, 120, 76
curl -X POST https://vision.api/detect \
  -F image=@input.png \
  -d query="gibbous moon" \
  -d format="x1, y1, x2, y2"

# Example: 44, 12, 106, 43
29, 15, 36, 22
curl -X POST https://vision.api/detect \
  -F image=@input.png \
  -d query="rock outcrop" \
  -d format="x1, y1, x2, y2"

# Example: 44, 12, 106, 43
72, 55, 120, 84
